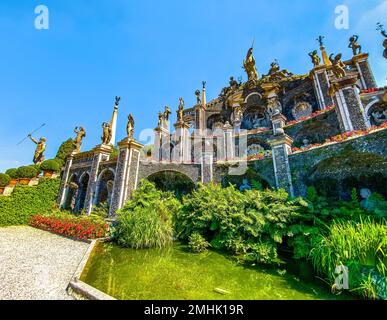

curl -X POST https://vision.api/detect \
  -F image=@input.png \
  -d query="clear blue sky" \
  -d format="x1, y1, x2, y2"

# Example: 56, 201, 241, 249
0, 0, 386, 172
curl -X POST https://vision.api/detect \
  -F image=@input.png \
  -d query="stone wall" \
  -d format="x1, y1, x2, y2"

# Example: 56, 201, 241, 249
289, 129, 387, 196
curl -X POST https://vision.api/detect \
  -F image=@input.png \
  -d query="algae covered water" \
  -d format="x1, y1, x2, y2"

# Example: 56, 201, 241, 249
80, 242, 347, 300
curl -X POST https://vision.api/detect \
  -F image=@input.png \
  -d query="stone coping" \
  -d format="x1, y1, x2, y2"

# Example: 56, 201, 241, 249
67, 239, 116, 300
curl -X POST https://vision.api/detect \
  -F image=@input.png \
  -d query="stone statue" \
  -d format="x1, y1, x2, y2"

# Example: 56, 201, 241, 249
233, 106, 243, 123
101, 122, 112, 145
177, 98, 184, 122
195, 90, 201, 105
229, 76, 238, 88
28, 134, 46, 164
243, 47, 259, 82
308, 50, 321, 67
73, 127, 86, 153
377, 23, 387, 59
157, 112, 163, 128
163, 106, 172, 123
348, 35, 361, 56
329, 53, 347, 78
263, 59, 293, 81
126, 114, 135, 139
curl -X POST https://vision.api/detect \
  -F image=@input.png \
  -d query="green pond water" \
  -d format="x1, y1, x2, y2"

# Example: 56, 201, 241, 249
80, 242, 349, 300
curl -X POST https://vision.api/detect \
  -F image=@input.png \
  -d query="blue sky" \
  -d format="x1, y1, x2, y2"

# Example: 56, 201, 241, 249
0, 0, 386, 172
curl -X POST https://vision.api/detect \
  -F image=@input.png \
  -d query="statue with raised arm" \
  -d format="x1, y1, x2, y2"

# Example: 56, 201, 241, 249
329, 53, 347, 78
308, 50, 321, 67
126, 114, 135, 139
101, 122, 112, 145
348, 35, 361, 56
243, 47, 259, 82
29, 134, 46, 164
73, 126, 86, 153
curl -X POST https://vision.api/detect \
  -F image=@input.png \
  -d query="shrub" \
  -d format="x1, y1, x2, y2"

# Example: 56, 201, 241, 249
16, 165, 38, 179
30, 213, 108, 240
55, 138, 75, 167
188, 232, 210, 253
0, 173, 11, 187
0, 178, 60, 226
115, 180, 180, 249
5, 168, 18, 179
91, 202, 110, 219
175, 183, 301, 264
40, 159, 60, 172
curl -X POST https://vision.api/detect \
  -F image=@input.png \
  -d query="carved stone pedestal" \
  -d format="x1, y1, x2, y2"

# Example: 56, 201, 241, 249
109, 138, 144, 216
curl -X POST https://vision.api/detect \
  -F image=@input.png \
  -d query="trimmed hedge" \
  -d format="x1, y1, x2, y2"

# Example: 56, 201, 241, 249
0, 173, 11, 187
17, 166, 38, 179
41, 159, 60, 172
5, 168, 18, 179
0, 178, 60, 226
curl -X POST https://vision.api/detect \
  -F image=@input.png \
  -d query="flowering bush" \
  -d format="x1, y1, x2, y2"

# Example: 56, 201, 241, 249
247, 151, 272, 161
286, 105, 335, 127
30, 214, 109, 240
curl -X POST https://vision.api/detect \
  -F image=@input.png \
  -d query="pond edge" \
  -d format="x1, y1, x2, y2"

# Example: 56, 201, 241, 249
67, 239, 116, 300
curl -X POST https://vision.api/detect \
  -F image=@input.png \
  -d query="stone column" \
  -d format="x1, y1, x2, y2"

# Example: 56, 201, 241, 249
271, 111, 287, 132
58, 151, 75, 207
201, 151, 213, 184
109, 138, 144, 216
174, 121, 191, 163
352, 53, 377, 90
268, 130, 294, 197
84, 144, 112, 215
330, 74, 369, 132
310, 66, 333, 109
223, 122, 234, 161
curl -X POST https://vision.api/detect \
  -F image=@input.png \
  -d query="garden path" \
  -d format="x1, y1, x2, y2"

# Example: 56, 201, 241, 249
0, 226, 89, 300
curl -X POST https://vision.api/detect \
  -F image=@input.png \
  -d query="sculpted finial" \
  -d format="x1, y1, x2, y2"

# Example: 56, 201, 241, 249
329, 53, 347, 78
317, 35, 325, 47
115, 96, 121, 107
308, 50, 321, 67
243, 47, 259, 82
73, 127, 86, 153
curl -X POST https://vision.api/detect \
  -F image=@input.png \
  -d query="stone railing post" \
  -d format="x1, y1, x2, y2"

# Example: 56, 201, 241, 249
109, 138, 144, 216
268, 129, 294, 197
330, 74, 370, 132
84, 144, 112, 215
223, 122, 234, 161
351, 53, 377, 90
57, 151, 75, 207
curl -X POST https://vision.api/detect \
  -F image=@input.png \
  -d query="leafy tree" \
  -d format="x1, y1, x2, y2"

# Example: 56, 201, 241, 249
55, 138, 75, 167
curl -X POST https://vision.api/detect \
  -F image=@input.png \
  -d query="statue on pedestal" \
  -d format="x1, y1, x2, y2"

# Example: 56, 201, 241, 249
73, 127, 86, 153
329, 53, 347, 78
101, 122, 112, 145
243, 47, 259, 82
126, 114, 135, 139
163, 106, 172, 126
308, 50, 321, 67
348, 35, 361, 56
157, 112, 163, 128
195, 90, 201, 105
177, 98, 184, 122
28, 134, 46, 164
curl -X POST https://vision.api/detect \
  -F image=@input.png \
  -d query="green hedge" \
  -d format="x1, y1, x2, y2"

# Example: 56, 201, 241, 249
17, 166, 38, 179
5, 168, 18, 179
41, 159, 60, 172
0, 178, 60, 227
0, 173, 10, 187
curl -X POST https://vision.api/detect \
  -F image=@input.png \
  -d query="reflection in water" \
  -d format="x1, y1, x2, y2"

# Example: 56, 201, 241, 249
81, 242, 349, 300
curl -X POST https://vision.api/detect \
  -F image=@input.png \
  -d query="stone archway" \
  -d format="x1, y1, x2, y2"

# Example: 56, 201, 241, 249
146, 170, 196, 198
64, 174, 78, 211
76, 172, 90, 212
94, 169, 115, 207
